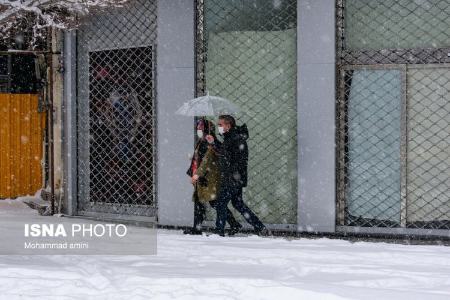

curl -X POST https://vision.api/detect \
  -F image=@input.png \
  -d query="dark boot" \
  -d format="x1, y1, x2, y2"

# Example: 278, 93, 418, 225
226, 208, 242, 236
255, 227, 272, 236
228, 223, 243, 236
211, 228, 225, 237
189, 198, 206, 234
183, 227, 203, 235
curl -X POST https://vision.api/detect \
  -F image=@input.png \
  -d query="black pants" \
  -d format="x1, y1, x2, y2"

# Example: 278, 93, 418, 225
215, 185, 265, 233
193, 193, 240, 230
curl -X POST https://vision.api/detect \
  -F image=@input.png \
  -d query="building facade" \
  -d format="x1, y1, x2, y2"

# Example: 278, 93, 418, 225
61, 0, 450, 237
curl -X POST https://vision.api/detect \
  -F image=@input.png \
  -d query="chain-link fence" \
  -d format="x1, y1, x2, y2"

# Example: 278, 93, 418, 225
337, 0, 450, 229
76, 0, 157, 217
195, 0, 298, 226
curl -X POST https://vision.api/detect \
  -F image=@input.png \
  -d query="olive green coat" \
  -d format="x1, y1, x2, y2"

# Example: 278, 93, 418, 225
195, 146, 221, 202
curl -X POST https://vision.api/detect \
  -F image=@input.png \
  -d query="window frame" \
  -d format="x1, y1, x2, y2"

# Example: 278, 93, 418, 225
337, 64, 408, 227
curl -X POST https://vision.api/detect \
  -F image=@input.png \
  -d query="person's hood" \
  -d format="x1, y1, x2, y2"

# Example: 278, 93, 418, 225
235, 123, 249, 140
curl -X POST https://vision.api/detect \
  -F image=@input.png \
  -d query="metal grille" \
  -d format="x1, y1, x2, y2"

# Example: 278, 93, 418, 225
337, 0, 450, 229
76, 0, 157, 217
196, 0, 298, 226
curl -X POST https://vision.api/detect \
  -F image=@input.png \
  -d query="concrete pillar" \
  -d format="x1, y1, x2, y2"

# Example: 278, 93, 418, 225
297, 0, 336, 233
156, 0, 195, 226
62, 30, 77, 216
51, 29, 64, 212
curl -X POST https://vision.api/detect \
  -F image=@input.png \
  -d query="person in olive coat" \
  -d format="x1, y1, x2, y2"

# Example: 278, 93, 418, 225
184, 119, 242, 235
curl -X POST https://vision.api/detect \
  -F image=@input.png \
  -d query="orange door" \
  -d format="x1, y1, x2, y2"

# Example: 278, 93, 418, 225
0, 94, 46, 199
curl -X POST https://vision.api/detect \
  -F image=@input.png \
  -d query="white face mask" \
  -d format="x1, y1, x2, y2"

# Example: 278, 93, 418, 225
218, 126, 225, 135
197, 130, 204, 139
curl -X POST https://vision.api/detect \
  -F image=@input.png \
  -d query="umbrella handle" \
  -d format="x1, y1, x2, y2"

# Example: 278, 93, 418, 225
202, 116, 211, 135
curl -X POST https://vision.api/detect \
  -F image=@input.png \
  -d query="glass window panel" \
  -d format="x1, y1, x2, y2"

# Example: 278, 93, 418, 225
204, 0, 297, 224
406, 67, 450, 225
10, 55, 37, 93
345, 0, 450, 50
346, 69, 402, 224
206, 0, 296, 33
0, 56, 7, 76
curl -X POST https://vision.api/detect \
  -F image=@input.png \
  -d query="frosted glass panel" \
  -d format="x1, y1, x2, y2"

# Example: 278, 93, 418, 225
407, 67, 450, 223
345, 0, 450, 50
346, 69, 402, 223
203, 0, 297, 224
205, 30, 297, 224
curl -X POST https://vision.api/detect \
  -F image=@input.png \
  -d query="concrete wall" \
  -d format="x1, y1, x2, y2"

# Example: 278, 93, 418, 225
297, 0, 336, 233
156, 0, 196, 226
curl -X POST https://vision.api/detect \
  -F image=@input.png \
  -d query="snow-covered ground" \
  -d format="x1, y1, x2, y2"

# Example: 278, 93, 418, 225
1, 200, 450, 300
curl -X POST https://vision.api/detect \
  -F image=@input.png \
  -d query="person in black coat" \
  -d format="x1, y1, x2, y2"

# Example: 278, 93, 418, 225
206, 115, 267, 236
184, 119, 242, 235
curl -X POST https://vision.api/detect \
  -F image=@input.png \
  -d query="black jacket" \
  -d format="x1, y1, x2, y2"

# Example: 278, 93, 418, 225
213, 124, 249, 188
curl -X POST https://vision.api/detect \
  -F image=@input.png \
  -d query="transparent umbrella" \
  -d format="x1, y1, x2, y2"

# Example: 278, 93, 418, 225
175, 93, 241, 116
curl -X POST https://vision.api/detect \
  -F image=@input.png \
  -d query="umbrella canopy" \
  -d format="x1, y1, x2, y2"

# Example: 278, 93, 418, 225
175, 94, 241, 116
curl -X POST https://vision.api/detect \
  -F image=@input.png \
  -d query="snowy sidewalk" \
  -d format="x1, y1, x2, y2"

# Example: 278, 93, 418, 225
1, 201, 450, 299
